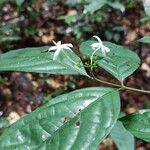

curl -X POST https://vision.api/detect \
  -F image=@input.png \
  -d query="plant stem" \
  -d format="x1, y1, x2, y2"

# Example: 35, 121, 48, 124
62, 51, 91, 78
91, 76, 121, 88
122, 85, 150, 94
89, 74, 150, 94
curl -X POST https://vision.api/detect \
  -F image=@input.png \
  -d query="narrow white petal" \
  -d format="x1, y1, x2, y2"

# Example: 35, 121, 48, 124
103, 46, 110, 53
93, 35, 103, 45
62, 46, 73, 51
91, 43, 101, 51
48, 46, 57, 51
91, 43, 100, 48
62, 43, 73, 48
57, 41, 61, 46
91, 46, 98, 50
53, 48, 61, 60
52, 40, 57, 45
101, 47, 106, 56
91, 43, 99, 47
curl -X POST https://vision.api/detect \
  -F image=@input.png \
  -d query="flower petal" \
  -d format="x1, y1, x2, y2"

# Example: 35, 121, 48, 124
62, 43, 73, 48
53, 48, 61, 60
57, 41, 61, 46
62, 46, 73, 51
91, 43, 101, 51
103, 46, 110, 53
91, 43, 97, 47
91, 43, 100, 48
48, 46, 57, 51
93, 35, 103, 45
52, 40, 57, 45
101, 47, 106, 56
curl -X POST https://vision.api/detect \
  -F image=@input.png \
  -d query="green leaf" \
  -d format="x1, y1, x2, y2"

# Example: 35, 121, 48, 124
143, 2, 150, 17
120, 109, 150, 142
0, 35, 21, 43
0, 118, 9, 129
66, 0, 82, 6
136, 36, 150, 44
0, 87, 120, 149
84, 0, 106, 13
0, 117, 9, 135
15, 0, 24, 6
0, 46, 87, 76
107, 2, 125, 12
110, 121, 134, 150
0, 0, 8, 6
80, 40, 140, 81
83, 0, 125, 14
58, 15, 78, 24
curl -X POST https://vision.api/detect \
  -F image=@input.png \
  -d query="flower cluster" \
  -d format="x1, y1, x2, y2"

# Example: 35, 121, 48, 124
48, 35, 110, 60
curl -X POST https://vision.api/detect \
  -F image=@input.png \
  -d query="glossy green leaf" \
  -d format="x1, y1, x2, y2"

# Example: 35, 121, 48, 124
120, 109, 150, 142
80, 40, 140, 81
84, 0, 106, 13
0, 35, 21, 43
58, 15, 78, 24
110, 121, 134, 150
0, 118, 9, 129
0, 117, 9, 135
107, 2, 125, 12
16, 0, 24, 6
143, 1, 150, 17
0, 46, 87, 76
136, 36, 150, 44
0, 0, 6, 5
84, 0, 125, 14
0, 87, 120, 150
66, 0, 82, 6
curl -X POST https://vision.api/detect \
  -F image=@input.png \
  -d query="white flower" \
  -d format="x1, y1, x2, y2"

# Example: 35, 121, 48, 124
48, 40, 73, 60
91, 35, 110, 56
90, 36, 110, 69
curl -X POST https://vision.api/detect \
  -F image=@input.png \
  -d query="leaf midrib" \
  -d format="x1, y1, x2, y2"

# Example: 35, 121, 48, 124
34, 88, 119, 149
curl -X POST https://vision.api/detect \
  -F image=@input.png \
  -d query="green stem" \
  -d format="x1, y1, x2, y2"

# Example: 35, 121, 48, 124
90, 49, 99, 71
62, 50, 91, 78
90, 73, 150, 94
122, 85, 150, 94
89, 74, 121, 88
